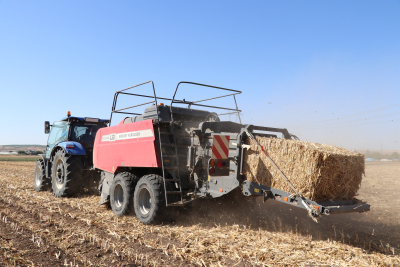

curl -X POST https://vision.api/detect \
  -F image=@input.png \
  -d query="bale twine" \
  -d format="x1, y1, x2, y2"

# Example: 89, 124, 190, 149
242, 136, 365, 201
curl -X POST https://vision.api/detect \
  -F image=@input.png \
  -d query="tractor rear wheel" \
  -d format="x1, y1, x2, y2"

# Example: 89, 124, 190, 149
33, 159, 50, 191
51, 150, 83, 197
133, 174, 165, 225
109, 172, 138, 217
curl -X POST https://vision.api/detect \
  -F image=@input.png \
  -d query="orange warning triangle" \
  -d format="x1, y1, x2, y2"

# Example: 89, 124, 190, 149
217, 160, 223, 167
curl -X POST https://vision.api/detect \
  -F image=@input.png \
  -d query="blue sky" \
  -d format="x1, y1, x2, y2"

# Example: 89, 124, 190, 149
0, 1, 399, 150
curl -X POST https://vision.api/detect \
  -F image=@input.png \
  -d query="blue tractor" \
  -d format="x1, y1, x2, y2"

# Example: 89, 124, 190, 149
33, 111, 109, 197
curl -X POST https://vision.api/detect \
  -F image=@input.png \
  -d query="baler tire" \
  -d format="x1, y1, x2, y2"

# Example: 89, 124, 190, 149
109, 172, 138, 217
51, 150, 83, 197
33, 159, 51, 191
133, 174, 165, 225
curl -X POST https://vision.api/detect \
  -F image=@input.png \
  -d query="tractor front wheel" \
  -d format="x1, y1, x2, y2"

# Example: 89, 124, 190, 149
51, 150, 83, 197
133, 174, 165, 225
109, 172, 138, 217
33, 159, 50, 191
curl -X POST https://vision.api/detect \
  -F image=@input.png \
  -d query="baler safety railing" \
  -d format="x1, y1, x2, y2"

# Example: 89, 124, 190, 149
109, 80, 160, 125
170, 81, 243, 124
109, 80, 186, 207
110, 81, 244, 125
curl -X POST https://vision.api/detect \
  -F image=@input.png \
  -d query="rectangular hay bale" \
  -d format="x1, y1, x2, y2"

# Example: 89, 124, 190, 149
242, 136, 365, 201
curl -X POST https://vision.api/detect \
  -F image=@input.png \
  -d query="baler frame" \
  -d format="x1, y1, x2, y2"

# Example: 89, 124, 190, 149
109, 81, 244, 207
100, 81, 370, 223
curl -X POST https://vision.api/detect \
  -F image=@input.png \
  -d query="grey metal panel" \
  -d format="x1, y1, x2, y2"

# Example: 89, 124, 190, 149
229, 160, 237, 170
242, 180, 327, 216
199, 121, 243, 134
142, 105, 160, 121
228, 151, 237, 158
327, 203, 370, 214
98, 171, 115, 205
316, 200, 358, 206
101, 171, 114, 196
170, 106, 211, 118
242, 180, 370, 216
207, 175, 240, 198
156, 105, 172, 122
143, 104, 214, 123
123, 115, 143, 124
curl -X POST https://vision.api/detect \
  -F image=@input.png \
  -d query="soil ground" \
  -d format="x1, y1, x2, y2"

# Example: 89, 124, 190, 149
0, 161, 399, 266
249, 161, 400, 250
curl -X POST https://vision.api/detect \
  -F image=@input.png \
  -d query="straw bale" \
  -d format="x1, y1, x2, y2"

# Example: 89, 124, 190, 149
243, 136, 365, 201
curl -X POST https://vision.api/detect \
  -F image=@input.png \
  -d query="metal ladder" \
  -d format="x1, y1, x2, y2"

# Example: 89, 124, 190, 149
159, 121, 185, 207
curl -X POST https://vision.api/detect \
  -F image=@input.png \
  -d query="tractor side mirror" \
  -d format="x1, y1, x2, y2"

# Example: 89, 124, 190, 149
44, 121, 50, 134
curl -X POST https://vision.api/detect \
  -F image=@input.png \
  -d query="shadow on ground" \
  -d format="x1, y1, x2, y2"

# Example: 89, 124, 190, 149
171, 189, 400, 255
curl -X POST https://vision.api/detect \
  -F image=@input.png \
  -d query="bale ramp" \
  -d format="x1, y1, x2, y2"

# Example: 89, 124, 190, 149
243, 136, 365, 201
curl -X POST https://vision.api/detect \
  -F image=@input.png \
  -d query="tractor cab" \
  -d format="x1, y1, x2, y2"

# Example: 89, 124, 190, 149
34, 111, 109, 197
44, 112, 109, 161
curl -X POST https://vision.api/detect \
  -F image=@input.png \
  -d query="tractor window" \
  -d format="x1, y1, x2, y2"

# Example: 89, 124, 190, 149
47, 121, 69, 147
70, 123, 103, 146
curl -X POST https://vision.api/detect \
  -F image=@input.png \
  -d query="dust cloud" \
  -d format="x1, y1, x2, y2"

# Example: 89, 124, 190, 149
172, 162, 400, 252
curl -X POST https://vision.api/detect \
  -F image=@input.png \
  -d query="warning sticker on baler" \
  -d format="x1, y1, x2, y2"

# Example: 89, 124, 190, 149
211, 135, 230, 159
101, 129, 153, 142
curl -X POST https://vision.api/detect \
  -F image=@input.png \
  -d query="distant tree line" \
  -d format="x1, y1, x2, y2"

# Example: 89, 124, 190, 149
17, 151, 43, 155
364, 150, 399, 160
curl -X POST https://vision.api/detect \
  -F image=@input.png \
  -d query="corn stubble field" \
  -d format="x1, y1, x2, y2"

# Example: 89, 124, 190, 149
0, 162, 399, 266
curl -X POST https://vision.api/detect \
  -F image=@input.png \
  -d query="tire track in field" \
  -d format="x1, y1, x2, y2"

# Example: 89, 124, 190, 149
1, 161, 399, 266
0, 162, 256, 266
0, 192, 192, 267
0, 162, 194, 266
0, 204, 81, 267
